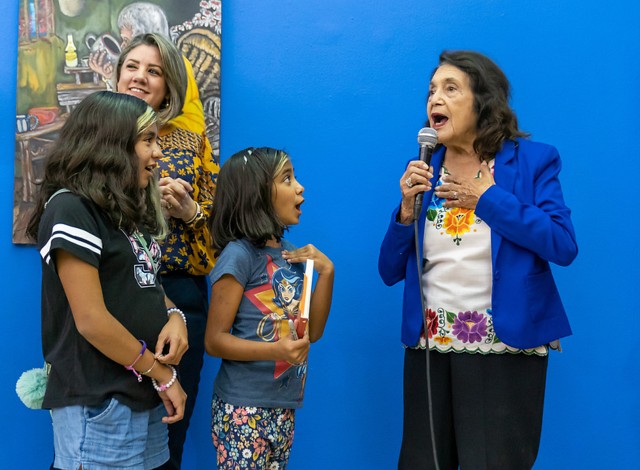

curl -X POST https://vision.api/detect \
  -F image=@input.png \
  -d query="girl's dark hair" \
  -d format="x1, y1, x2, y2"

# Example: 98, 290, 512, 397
209, 147, 290, 250
114, 32, 187, 126
428, 50, 529, 160
26, 91, 165, 240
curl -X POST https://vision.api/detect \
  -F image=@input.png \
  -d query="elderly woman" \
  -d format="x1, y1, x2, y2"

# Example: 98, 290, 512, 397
115, 33, 219, 469
378, 50, 577, 470
89, 2, 168, 79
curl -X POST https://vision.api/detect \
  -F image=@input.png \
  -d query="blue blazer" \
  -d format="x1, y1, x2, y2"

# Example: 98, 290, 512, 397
378, 138, 577, 349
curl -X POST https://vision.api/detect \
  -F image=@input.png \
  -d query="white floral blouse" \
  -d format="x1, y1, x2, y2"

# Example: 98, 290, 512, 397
415, 161, 547, 356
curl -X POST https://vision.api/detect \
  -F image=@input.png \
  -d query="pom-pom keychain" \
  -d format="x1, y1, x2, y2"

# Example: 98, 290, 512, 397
16, 364, 49, 410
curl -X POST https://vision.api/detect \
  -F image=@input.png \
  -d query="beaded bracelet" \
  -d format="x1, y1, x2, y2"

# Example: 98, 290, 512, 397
151, 364, 178, 392
167, 307, 187, 326
125, 340, 147, 382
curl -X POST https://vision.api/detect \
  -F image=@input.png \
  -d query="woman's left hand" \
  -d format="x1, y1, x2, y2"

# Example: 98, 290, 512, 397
155, 313, 189, 365
159, 177, 197, 222
435, 160, 495, 210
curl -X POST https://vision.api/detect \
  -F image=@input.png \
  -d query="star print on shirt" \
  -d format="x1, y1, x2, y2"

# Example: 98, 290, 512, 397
245, 254, 294, 380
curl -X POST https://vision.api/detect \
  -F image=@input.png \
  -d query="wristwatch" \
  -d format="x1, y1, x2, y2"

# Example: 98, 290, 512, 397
185, 203, 206, 229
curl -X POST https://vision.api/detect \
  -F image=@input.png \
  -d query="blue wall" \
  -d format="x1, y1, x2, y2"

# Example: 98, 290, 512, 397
3, 1, 639, 468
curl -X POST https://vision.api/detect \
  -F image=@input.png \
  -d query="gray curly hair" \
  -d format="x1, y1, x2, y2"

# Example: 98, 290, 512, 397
117, 2, 169, 39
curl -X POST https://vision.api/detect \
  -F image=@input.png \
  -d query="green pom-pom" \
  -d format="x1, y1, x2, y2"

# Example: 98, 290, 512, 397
16, 367, 48, 410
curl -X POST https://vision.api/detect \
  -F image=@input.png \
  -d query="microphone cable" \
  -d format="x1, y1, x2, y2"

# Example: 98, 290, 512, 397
414, 213, 441, 470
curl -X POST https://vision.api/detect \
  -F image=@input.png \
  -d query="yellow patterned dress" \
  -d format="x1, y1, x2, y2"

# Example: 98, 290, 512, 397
157, 122, 219, 276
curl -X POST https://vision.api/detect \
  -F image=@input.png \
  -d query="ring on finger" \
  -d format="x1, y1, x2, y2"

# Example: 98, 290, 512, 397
453, 191, 458, 199
405, 177, 413, 188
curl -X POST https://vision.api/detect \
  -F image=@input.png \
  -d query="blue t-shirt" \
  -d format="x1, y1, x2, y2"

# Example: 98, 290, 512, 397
210, 238, 307, 409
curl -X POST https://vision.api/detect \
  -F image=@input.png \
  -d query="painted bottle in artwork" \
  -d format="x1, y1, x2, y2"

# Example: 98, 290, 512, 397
65, 33, 78, 67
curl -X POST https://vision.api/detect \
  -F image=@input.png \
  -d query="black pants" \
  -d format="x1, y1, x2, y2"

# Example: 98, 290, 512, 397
399, 348, 548, 470
155, 272, 209, 470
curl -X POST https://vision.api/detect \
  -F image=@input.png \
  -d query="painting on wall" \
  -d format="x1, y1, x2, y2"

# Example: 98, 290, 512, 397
13, 0, 221, 244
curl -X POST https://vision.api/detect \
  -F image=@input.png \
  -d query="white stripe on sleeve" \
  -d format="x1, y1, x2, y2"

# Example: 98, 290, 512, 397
40, 224, 103, 265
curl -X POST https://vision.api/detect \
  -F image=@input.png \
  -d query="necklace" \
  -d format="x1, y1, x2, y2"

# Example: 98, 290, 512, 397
132, 229, 158, 273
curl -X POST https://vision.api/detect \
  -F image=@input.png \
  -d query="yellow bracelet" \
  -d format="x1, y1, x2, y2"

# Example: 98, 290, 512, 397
141, 358, 157, 376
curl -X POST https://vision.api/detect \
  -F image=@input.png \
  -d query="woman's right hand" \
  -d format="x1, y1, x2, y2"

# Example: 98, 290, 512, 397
398, 160, 434, 224
277, 328, 310, 365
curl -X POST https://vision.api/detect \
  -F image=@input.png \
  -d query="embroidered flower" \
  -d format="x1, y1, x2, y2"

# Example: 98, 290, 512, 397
451, 311, 487, 343
433, 335, 453, 345
426, 308, 438, 338
443, 208, 475, 243
427, 184, 446, 222
429, 187, 445, 210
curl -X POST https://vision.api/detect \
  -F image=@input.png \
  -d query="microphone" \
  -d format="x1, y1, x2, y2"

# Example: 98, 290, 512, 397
413, 127, 438, 220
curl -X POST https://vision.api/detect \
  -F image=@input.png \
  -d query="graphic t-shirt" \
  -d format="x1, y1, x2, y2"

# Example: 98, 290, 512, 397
210, 238, 308, 409
38, 192, 168, 411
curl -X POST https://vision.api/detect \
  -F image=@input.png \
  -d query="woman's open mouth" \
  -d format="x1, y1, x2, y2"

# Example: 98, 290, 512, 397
431, 113, 448, 128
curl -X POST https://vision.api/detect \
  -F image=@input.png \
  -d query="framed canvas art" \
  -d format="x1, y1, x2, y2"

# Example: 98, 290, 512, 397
13, 0, 221, 243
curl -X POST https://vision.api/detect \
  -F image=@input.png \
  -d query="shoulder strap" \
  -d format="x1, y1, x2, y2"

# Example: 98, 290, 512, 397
44, 188, 72, 209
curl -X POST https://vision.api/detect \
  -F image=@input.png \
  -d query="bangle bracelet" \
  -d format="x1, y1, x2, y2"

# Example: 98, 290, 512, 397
125, 340, 147, 382
167, 307, 187, 326
184, 202, 200, 225
141, 358, 157, 376
151, 365, 177, 392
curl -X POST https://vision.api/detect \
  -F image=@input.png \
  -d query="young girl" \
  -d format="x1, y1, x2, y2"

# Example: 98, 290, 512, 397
27, 91, 188, 469
205, 147, 334, 469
